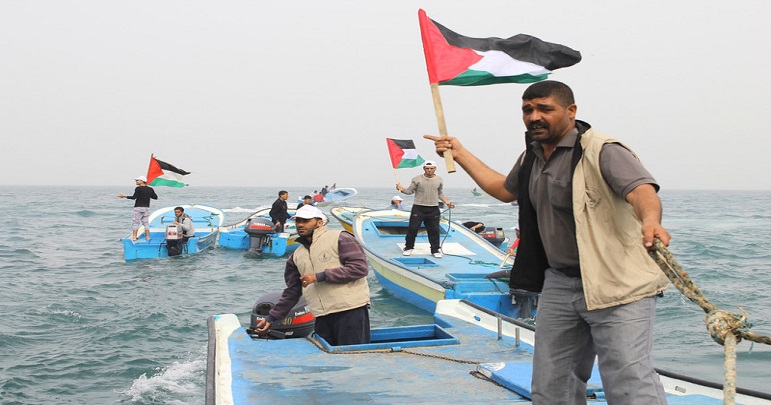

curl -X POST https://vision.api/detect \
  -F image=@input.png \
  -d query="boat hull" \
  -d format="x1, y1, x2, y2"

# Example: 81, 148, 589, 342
217, 208, 299, 257
352, 209, 525, 318
121, 204, 224, 261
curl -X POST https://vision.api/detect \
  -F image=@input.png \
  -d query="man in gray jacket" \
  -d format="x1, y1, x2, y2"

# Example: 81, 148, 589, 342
396, 160, 455, 258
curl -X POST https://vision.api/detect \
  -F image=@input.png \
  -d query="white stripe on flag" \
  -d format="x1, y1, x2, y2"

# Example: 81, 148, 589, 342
469, 50, 551, 77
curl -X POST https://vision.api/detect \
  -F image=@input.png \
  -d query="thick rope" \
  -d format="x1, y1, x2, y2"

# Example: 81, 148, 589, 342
648, 238, 771, 404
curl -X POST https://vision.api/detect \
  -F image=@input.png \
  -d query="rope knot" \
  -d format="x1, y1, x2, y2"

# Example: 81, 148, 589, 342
704, 308, 749, 346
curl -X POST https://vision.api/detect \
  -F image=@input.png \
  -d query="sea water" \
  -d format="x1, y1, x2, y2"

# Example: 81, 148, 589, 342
0, 186, 769, 403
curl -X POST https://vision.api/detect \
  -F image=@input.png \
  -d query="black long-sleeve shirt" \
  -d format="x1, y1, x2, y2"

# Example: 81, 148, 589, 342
126, 186, 158, 207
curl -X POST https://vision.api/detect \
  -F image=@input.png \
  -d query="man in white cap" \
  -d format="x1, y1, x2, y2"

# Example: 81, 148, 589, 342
396, 160, 455, 258
255, 205, 371, 346
117, 176, 158, 241
389, 195, 404, 210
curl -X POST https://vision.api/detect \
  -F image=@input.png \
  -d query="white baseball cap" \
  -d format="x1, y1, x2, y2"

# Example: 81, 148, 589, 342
423, 160, 436, 168
134, 176, 147, 182
391, 195, 403, 201
295, 205, 324, 219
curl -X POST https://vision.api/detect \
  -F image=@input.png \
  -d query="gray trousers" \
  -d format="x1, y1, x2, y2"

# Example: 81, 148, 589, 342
131, 207, 150, 230
531, 268, 667, 404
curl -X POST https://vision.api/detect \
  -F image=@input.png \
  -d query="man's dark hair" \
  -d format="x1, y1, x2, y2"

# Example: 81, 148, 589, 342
303, 195, 312, 200
278, 190, 288, 197
522, 80, 575, 107
174, 206, 184, 212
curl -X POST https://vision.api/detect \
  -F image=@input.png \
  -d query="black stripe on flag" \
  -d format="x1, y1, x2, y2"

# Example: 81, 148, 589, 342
156, 158, 190, 175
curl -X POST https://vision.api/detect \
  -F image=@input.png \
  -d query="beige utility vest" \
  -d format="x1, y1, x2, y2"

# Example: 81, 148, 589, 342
292, 227, 370, 317
573, 129, 669, 310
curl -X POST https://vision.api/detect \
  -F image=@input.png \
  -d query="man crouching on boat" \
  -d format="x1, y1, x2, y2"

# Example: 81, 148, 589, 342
254, 205, 371, 345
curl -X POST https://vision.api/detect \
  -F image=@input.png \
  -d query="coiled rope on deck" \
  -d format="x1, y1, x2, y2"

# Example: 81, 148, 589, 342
648, 238, 771, 404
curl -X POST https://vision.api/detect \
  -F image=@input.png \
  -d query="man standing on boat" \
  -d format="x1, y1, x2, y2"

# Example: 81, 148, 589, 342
426, 81, 670, 404
396, 160, 455, 259
269, 190, 289, 232
117, 175, 158, 241
254, 205, 371, 346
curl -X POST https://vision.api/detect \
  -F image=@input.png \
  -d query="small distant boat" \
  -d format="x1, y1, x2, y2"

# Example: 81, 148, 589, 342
205, 298, 771, 404
121, 204, 224, 261
218, 208, 300, 257
351, 208, 527, 318
471, 188, 483, 196
329, 206, 368, 232
316, 187, 357, 207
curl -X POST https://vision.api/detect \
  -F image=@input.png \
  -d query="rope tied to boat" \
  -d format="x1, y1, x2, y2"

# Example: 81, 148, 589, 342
648, 238, 771, 404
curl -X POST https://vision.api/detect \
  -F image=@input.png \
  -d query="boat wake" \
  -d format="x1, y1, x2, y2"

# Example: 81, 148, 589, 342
123, 347, 206, 403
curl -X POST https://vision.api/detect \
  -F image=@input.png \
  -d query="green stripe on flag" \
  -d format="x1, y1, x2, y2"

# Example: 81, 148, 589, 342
441, 70, 550, 86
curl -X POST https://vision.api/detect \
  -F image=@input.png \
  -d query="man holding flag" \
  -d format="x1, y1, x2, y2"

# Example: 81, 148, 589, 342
426, 80, 669, 404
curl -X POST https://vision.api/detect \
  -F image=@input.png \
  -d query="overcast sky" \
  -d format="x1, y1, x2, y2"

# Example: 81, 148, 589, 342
2, 1, 769, 190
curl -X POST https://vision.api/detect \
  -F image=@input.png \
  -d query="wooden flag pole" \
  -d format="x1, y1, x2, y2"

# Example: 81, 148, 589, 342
430, 83, 456, 173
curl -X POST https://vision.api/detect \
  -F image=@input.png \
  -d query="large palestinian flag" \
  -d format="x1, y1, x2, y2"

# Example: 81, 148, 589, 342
418, 9, 581, 86
146, 156, 190, 188
387, 138, 425, 169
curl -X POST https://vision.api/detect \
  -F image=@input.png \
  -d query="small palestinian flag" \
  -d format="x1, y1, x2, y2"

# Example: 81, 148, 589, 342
418, 9, 581, 86
146, 156, 190, 188
387, 138, 425, 169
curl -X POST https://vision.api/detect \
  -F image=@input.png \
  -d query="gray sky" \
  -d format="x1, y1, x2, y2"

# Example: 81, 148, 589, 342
2, 1, 769, 190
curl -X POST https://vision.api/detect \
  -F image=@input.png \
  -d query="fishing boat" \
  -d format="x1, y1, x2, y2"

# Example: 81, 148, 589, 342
206, 298, 771, 404
121, 204, 224, 261
351, 208, 531, 319
315, 187, 357, 207
329, 206, 368, 232
218, 208, 300, 257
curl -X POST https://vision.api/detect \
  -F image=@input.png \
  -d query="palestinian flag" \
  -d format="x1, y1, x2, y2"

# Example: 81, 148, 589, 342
418, 9, 581, 86
387, 138, 425, 169
146, 156, 190, 188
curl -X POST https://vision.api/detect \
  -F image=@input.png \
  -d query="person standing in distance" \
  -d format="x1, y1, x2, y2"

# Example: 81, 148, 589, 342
254, 205, 371, 346
389, 195, 405, 210
117, 176, 158, 241
396, 160, 454, 259
426, 80, 670, 404
269, 190, 289, 232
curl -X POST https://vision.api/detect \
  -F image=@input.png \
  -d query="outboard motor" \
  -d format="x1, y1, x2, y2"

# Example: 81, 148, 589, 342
247, 291, 315, 339
165, 224, 184, 256
244, 217, 276, 254
480, 227, 506, 247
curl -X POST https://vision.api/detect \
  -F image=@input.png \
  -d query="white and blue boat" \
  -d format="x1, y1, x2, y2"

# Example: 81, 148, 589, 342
316, 187, 357, 206
218, 208, 300, 257
121, 204, 224, 261
350, 208, 530, 319
206, 298, 771, 404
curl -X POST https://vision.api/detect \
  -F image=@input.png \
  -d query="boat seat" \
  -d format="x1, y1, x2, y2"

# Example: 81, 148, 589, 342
397, 243, 475, 256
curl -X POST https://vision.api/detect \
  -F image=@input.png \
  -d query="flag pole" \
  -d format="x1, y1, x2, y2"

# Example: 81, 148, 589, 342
429, 83, 456, 173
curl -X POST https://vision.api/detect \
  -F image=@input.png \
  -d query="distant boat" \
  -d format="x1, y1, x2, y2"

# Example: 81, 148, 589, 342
218, 207, 300, 257
316, 187, 357, 207
471, 189, 482, 196
121, 204, 224, 261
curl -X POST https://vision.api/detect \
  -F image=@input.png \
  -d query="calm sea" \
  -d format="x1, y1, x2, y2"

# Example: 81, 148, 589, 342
1, 186, 769, 403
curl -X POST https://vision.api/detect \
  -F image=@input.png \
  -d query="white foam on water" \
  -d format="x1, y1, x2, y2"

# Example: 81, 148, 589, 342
123, 347, 206, 403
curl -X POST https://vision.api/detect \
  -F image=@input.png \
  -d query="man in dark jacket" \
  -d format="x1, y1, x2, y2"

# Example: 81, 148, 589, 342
269, 190, 289, 232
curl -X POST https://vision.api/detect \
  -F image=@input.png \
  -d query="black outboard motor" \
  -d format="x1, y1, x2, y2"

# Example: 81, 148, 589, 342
247, 291, 315, 339
480, 227, 506, 247
244, 217, 276, 254
165, 224, 185, 256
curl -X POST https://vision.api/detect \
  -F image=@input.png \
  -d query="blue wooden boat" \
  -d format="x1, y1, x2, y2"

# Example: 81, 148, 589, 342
351, 208, 530, 319
218, 208, 300, 257
121, 204, 224, 261
206, 299, 771, 404
316, 187, 357, 207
